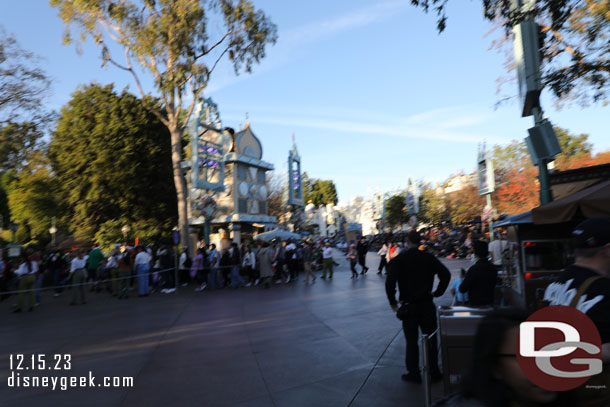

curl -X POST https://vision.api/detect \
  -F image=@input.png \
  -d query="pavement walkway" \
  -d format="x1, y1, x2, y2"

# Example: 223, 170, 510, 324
1, 250, 471, 407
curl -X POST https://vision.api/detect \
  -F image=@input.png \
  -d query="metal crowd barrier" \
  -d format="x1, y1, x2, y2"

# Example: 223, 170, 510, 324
422, 328, 439, 407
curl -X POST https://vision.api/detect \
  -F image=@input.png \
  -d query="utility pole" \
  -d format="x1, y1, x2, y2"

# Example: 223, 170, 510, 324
511, 0, 561, 205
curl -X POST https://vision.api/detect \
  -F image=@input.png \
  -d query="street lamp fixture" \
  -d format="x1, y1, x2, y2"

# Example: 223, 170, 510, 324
121, 225, 131, 241
49, 217, 57, 245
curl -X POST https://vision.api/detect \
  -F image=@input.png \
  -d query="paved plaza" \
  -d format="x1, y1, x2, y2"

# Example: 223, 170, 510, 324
1, 251, 470, 407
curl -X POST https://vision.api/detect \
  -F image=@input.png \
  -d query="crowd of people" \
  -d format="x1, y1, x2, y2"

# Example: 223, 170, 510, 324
0, 237, 365, 312
2, 218, 609, 407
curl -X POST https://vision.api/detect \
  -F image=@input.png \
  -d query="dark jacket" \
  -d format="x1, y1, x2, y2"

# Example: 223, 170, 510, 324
386, 247, 451, 306
230, 248, 241, 267
459, 258, 497, 306
543, 264, 610, 343
356, 240, 368, 257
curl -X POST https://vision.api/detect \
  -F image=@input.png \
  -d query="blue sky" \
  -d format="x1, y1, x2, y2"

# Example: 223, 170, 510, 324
3, 1, 609, 204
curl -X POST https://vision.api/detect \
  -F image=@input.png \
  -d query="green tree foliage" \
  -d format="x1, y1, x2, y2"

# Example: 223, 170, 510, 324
1, 28, 53, 228
385, 194, 407, 231
0, 171, 15, 231
49, 83, 177, 241
492, 126, 592, 173
6, 158, 65, 244
489, 126, 594, 215
418, 185, 447, 226
555, 126, 592, 158
309, 179, 338, 207
0, 122, 45, 172
446, 184, 486, 224
409, 1, 610, 105
50, 0, 278, 246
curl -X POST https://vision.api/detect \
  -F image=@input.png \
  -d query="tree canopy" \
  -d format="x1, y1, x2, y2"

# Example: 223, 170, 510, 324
306, 179, 338, 207
49, 83, 177, 241
50, 0, 278, 246
6, 161, 64, 244
385, 194, 407, 230
490, 126, 609, 216
418, 185, 448, 225
410, 0, 610, 105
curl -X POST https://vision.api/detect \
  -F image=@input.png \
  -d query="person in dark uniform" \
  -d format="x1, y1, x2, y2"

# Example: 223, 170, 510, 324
386, 230, 451, 383
356, 236, 369, 274
459, 240, 497, 306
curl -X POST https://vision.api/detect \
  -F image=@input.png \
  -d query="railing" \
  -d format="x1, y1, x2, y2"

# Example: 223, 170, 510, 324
422, 328, 439, 407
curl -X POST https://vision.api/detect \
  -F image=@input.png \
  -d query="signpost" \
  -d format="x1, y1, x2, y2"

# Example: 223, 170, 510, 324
511, 0, 561, 205
478, 145, 495, 240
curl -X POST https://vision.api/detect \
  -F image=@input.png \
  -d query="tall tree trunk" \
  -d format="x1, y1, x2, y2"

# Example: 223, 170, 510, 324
170, 126, 189, 251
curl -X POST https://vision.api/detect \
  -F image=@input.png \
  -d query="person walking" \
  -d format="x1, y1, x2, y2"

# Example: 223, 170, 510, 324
257, 242, 274, 288
356, 236, 369, 274
106, 247, 120, 296
272, 239, 287, 283
49, 250, 66, 296
87, 243, 105, 292
285, 240, 298, 281
178, 247, 190, 286
158, 244, 175, 293
377, 241, 389, 275
321, 242, 334, 279
134, 246, 151, 297
207, 244, 222, 289
386, 230, 450, 384
302, 241, 316, 284
242, 246, 256, 286
230, 242, 245, 289
117, 247, 132, 299
69, 250, 88, 305
13, 254, 37, 312
194, 247, 207, 292
347, 244, 358, 279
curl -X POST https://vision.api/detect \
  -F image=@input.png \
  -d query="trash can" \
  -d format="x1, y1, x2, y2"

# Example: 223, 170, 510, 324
438, 305, 493, 395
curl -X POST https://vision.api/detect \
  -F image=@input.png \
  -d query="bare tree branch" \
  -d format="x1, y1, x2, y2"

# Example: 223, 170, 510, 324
119, 47, 169, 127
207, 46, 230, 77
195, 31, 231, 59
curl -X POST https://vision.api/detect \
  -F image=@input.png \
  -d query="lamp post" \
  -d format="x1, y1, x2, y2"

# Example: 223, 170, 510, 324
8, 222, 19, 243
121, 224, 131, 243
49, 217, 57, 246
